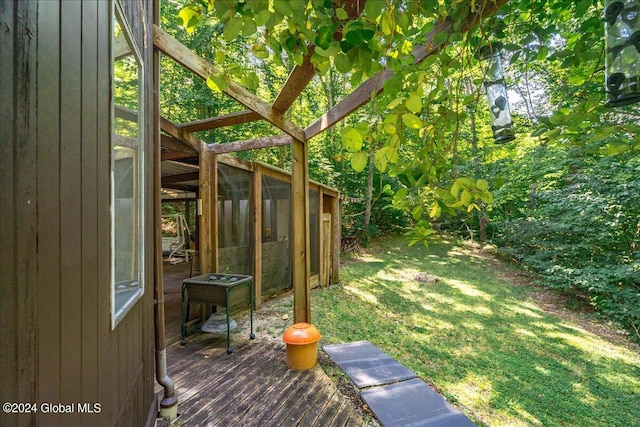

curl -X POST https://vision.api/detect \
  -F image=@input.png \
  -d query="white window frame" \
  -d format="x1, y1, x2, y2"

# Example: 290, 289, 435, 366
110, 0, 145, 329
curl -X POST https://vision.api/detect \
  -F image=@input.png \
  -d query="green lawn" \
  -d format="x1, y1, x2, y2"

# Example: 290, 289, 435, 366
311, 235, 640, 427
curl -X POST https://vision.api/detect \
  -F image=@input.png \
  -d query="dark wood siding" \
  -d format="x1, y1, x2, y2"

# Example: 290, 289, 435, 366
0, 2, 39, 426
0, 1, 156, 425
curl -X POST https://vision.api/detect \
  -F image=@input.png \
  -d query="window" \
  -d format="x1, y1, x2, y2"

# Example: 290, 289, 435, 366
111, 1, 144, 329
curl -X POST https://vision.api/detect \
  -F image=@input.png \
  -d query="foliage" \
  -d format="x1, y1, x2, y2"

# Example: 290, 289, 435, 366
488, 150, 640, 341
164, 0, 640, 339
312, 235, 640, 426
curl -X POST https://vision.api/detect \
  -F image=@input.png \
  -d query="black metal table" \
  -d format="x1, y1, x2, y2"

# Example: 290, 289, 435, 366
181, 273, 255, 354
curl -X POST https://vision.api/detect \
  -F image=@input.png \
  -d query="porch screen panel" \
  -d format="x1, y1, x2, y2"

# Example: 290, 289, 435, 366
217, 163, 252, 275
261, 176, 291, 297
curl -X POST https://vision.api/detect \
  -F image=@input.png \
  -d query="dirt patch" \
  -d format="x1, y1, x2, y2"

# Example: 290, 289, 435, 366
317, 351, 381, 426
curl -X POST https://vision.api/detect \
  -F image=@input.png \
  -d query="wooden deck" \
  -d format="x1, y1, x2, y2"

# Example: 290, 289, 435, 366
156, 262, 371, 426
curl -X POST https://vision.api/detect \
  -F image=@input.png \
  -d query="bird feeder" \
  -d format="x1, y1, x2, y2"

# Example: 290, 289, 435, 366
477, 43, 516, 143
604, 0, 640, 106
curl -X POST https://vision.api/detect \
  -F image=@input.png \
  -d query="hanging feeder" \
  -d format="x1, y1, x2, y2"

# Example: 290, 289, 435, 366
604, 0, 640, 106
477, 43, 516, 143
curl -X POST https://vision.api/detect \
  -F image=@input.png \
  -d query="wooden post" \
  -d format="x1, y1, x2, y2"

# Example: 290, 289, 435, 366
318, 189, 325, 288
332, 196, 341, 284
199, 146, 218, 274
291, 139, 311, 323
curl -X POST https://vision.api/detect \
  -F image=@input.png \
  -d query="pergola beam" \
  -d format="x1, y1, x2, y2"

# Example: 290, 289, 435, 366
153, 25, 306, 142
161, 171, 199, 186
160, 117, 200, 152
179, 110, 261, 133
161, 150, 194, 161
304, 0, 509, 140
172, 0, 365, 139
207, 134, 292, 155
160, 134, 198, 156
272, 52, 316, 113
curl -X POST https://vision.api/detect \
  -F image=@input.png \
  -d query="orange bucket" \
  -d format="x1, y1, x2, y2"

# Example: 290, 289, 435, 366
282, 323, 321, 370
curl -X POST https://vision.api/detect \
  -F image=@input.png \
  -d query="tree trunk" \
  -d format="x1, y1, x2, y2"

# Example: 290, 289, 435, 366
468, 105, 487, 245
362, 142, 375, 246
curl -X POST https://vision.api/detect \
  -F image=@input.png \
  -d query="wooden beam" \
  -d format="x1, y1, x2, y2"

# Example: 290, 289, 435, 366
161, 134, 198, 156
161, 150, 194, 161
304, 0, 508, 139
153, 25, 306, 142
271, 0, 365, 114
160, 116, 200, 152
162, 182, 197, 192
272, 52, 316, 113
207, 134, 292, 155
161, 171, 199, 185
179, 110, 262, 133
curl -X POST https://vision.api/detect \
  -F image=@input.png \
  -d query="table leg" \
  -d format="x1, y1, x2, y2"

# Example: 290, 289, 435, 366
249, 280, 255, 340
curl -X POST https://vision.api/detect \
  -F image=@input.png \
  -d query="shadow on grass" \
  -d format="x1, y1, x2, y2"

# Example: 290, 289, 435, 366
313, 235, 640, 427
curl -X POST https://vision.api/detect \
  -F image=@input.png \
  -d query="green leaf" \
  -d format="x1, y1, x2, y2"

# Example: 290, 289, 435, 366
412, 205, 423, 221
312, 54, 330, 76
273, 0, 292, 16
254, 9, 271, 26
467, 203, 480, 212
402, 113, 422, 129
536, 46, 549, 60
241, 72, 259, 90
206, 74, 228, 92
341, 127, 363, 152
223, 16, 244, 41
383, 123, 396, 134
351, 151, 368, 172
346, 28, 365, 46
461, 190, 473, 206
241, 17, 257, 37
315, 26, 334, 49
479, 191, 494, 204
406, 94, 422, 114
476, 179, 489, 191
374, 147, 389, 172
568, 74, 586, 85
315, 43, 342, 57
335, 8, 349, 20
388, 97, 406, 110
450, 181, 460, 198
381, 10, 393, 35
364, 0, 386, 19
436, 188, 456, 202
456, 177, 476, 188
531, 127, 547, 137
429, 202, 441, 219
178, 6, 201, 34
333, 53, 352, 73
215, 50, 226, 64
251, 44, 270, 59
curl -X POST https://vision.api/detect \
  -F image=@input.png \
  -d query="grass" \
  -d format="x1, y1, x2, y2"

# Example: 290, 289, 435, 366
311, 235, 640, 427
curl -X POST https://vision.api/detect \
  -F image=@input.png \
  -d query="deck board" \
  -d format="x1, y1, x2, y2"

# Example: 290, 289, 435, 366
157, 262, 373, 426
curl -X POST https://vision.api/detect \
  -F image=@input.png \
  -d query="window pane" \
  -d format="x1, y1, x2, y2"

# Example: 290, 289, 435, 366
111, 3, 144, 328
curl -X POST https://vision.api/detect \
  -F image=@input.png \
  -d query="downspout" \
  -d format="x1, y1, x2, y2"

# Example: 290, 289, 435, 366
152, 0, 178, 420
